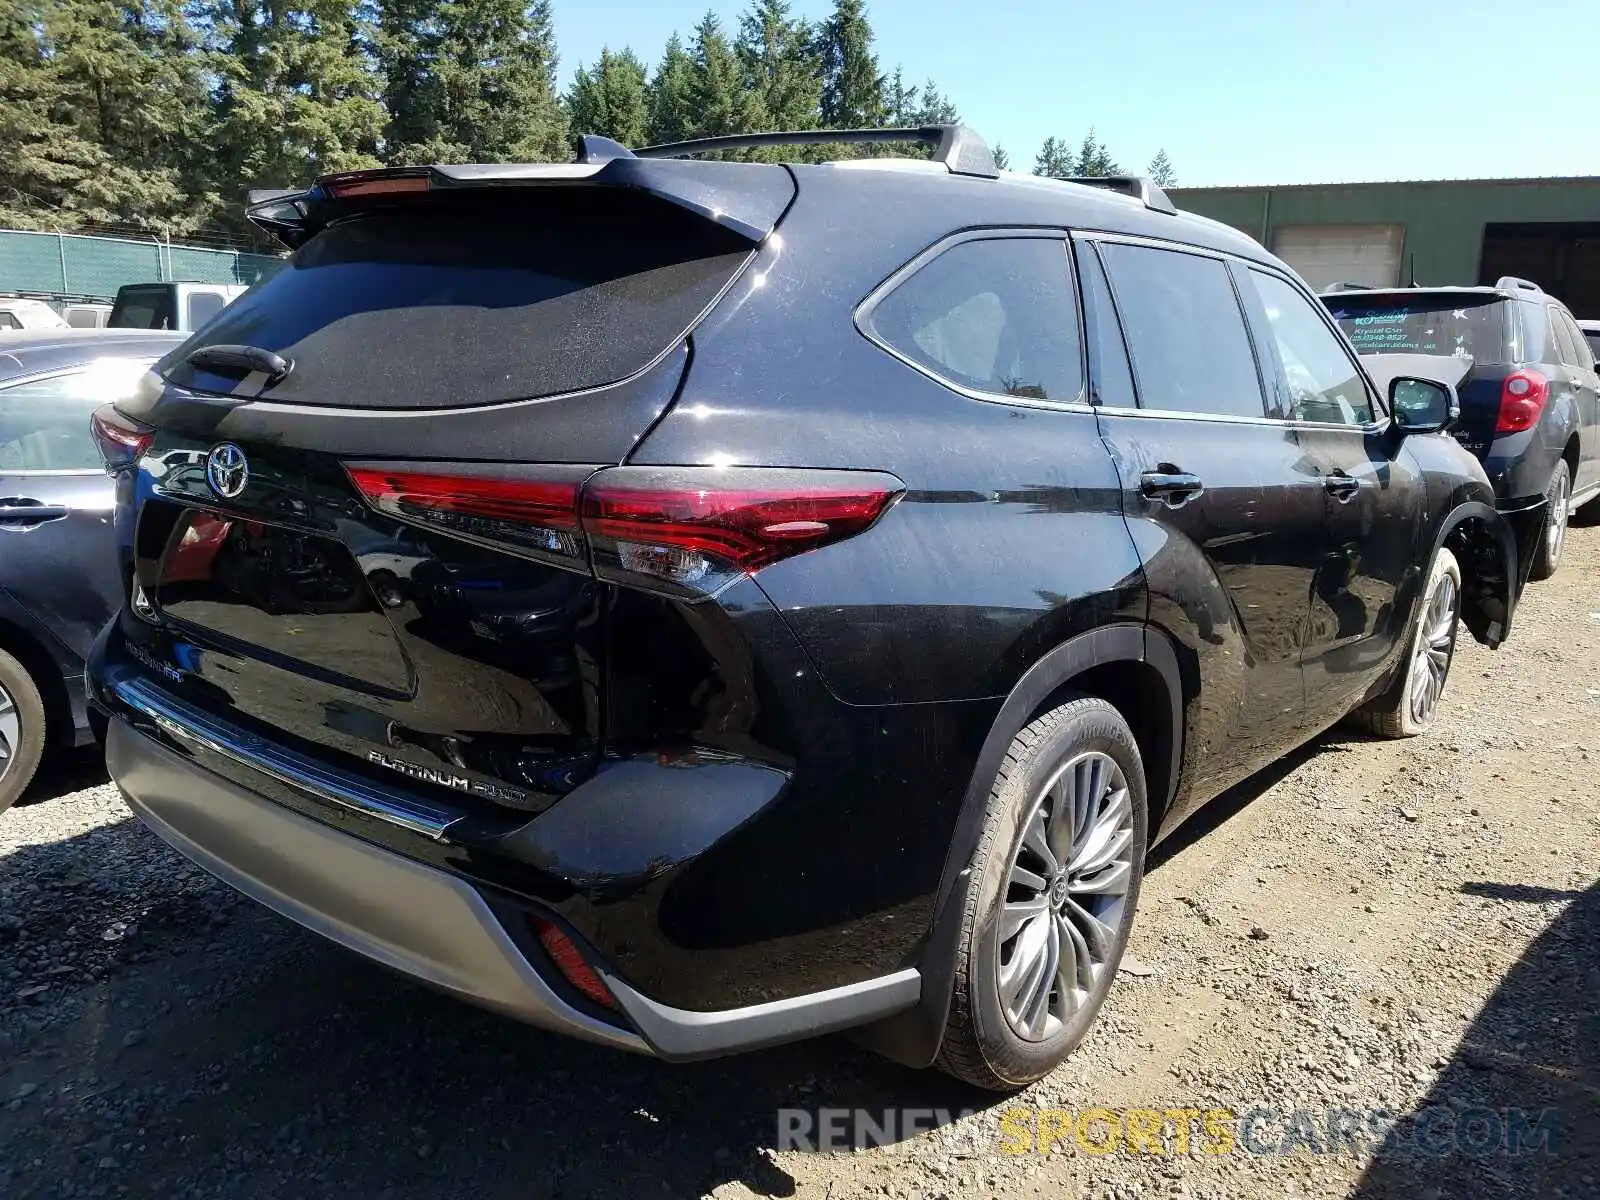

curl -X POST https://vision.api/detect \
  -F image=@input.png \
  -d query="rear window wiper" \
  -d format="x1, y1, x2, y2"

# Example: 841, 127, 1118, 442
185, 344, 294, 385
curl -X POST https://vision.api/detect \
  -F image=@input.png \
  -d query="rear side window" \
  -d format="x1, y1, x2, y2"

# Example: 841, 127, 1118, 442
110, 287, 176, 330
0, 313, 18, 330
165, 192, 754, 408
186, 291, 226, 330
864, 237, 1082, 402
1326, 295, 1507, 362
1074, 242, 1135, 407
1097, 242, 1266, 419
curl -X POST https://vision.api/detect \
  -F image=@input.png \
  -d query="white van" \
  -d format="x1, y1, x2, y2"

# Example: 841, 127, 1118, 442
0, 298, 69, 331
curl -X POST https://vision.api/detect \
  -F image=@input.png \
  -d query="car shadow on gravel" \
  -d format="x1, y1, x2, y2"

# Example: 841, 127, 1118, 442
14, 745, 109, 807
0, 813, 1005, 1200
1351, 876, 1598, 1199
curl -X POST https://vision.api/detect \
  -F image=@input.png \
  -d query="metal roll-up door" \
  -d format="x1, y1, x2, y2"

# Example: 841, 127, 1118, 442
1272, 224, 1404, 292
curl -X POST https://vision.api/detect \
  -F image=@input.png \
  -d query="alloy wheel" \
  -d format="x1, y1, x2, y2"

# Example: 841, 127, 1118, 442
997, 750, 1135, 1043
1408, 571, 1459, 726
1547, 470, 1570, 567
0, 680, 17, 784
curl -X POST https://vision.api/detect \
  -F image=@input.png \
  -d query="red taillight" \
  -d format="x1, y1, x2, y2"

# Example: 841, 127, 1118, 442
90, 404, 153, 473
1496, 370, 1549, 434
531, 918, 617, 1009
345, 466, 582, 558
321, 169, 430, 199
581, 474, 902, 575
345, 463, 903, 585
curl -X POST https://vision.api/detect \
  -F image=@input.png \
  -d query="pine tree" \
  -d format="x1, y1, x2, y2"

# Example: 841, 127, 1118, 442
910, 78, 957, 126
1073, 128, 1122, 177
1032, 136, 1073, 179
646, 33, 695, 145
685, 12, 760, 143
1147, 148, 1176, 187
736, 0, 818, 135
884, 65, 917, 126
992, 143, 1010, 171
0, 1, 212, 233
817, 0, 884, 128
567, 47, 650, 147
375, 0, 567, 166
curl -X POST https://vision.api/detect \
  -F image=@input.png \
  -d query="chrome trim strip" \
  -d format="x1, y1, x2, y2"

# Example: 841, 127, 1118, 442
112, 676, 461, 841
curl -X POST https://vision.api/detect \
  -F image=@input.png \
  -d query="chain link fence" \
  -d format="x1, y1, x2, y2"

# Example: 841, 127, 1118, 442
0, 228, 284, 302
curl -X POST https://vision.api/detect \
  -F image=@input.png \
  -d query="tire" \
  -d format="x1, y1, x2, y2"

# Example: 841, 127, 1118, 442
936, 695, 1148, 1091
0, 646, 47, 814
1346, 547, 1461, 739
1528, 460, 1570, 582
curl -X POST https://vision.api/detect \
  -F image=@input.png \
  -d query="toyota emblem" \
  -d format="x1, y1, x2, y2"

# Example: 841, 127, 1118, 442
206, 443, 249, 500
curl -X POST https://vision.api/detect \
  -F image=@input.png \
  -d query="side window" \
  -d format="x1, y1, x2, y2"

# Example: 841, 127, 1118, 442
1548, 308, 1581, 367
0, 361, 150, 472
1073, 241, 1136, 407
0, 313, 20, 330
1246, 270, 1375, 426
865, 237, 1083, 402
1558, 313, 1594, 370
187, 291, 226, 329
1097, 242, 1266, 419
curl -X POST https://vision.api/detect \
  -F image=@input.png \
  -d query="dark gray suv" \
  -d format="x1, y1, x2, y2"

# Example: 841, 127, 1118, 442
1326, 279, 1600, 579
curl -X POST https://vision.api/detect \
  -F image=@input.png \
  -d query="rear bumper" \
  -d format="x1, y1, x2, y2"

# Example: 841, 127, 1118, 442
106, 715, 920, 1059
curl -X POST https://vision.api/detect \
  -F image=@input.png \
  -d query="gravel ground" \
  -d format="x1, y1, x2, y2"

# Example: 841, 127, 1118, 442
2, 528, 1597, 1200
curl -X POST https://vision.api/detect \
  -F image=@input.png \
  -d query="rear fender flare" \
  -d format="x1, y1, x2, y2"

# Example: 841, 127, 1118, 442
1431, 500, 1520, 648
853, 622, 1182, 1069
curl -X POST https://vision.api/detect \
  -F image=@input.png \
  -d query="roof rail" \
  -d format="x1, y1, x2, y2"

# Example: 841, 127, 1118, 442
634, 124, 1000, 179
1062, 175, 1177, 216
1494, 275, 1543, 294
572, 134, 635, 165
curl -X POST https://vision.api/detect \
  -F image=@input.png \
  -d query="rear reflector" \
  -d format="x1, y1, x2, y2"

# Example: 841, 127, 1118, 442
531, 918, 617, 1009
90, 404, 154, 474
345, 466, 582, 558
1496, 370, 1549, 434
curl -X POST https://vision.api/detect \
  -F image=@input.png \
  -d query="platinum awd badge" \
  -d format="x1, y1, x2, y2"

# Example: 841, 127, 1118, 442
367, 751, 533, 806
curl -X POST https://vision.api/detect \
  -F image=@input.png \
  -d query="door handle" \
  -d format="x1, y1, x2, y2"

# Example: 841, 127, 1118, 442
1139, 469, 1206, 508
0, 500, 70, 528
1323, 472, 1362, 503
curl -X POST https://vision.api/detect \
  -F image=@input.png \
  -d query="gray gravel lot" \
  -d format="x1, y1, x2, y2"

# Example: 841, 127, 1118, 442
1, 528, 1597, 1200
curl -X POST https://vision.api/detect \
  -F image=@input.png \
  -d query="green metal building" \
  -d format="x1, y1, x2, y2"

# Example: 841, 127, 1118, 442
1169, 176, 1600, 316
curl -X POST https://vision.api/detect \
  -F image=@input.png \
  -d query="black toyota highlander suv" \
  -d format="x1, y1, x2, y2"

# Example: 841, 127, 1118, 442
88, 127, 1523, 1091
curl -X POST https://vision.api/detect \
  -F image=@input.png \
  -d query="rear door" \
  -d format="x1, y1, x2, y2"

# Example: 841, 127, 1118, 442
1082, 236, 1320, 805
0, 366, 129, 658
1239, 266, 1424, 730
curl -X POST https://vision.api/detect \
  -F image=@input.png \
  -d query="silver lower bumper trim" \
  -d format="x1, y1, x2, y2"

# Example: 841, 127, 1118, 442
107, 717, 647, 1054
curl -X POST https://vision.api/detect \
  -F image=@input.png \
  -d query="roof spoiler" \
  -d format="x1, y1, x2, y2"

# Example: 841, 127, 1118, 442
635, 124, 1000, 179
245, 156, 795, 249
1494, 275, 1542, 295
1062, 175, 1177, 215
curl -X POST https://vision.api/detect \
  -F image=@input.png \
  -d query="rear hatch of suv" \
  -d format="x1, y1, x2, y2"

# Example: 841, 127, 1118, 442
102, 160, 793, 822
1326, 290, 1514, 458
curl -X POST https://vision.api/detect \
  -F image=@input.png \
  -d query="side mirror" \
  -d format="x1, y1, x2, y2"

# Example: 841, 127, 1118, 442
1390, 376, 1459, 434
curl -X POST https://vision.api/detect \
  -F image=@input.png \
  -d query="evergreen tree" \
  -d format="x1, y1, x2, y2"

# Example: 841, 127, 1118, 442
1072, 128, 1122, 177
736, 0, 818, 134
1032, 135, 1073, 179
1147, 148, 1176, 187
884, 65, 917, 125
817, 0, 883, 128
567, 47, 649, 147
992, 143, 1009, 171
192, 0, 384, 195
0, 1, 211, 232
910, 78, 958, 126
685, 12, 761, 143
375, 0, 566, 166
646, 32, 695, 145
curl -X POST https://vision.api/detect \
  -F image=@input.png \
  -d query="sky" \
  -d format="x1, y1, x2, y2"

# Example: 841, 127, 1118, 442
552, 0, 1600, 188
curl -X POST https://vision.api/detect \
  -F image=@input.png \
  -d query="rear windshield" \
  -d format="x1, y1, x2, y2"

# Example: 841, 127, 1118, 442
162, 192, 753, 408
110, 286, 176, 331
1325, 294, 1507, 362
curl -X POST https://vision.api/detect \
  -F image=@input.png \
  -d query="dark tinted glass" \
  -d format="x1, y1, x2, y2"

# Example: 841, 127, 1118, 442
1247, 270, 1373, 425
1098, 243, 1265, 418
1074, 241, 1136, 406
868, 238, 1082, 402
1583, 328, 1600, 361
165, 192, 752, 408
109, 286, 176, 330
0, 314, 18, 330
1327, 294, 1507, 362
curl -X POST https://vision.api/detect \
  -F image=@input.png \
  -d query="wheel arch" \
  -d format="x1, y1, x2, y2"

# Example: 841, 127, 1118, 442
1433, 500, 1520, 649
853, 621, 1183, 1069
0, 611, 71, 747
